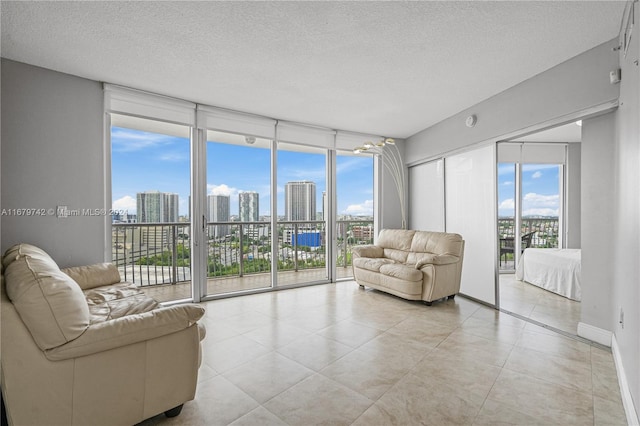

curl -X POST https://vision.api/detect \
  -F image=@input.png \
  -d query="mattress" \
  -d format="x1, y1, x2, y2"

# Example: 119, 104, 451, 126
515, 248, 581, 301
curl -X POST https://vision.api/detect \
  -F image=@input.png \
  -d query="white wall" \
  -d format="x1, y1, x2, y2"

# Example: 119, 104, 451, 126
1, 59, 105, 267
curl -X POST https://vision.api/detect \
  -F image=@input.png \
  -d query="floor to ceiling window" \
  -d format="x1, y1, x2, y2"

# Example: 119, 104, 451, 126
276, 142, 328, 286
106, 86, 384, 302
110, 114, 193, 303
204, 130, 272, 296
336, 150, 374, 279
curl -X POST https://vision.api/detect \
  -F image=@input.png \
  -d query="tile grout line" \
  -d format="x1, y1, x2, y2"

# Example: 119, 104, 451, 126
498, 308, 611, 351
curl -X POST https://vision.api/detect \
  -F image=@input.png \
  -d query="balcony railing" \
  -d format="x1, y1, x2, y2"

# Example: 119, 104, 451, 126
498, 217, 559, 248
498, 217, 559, 269
111, 219, 373, 287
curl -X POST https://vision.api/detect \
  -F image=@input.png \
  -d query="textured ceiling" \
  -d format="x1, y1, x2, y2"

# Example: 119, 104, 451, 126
0, 1, 627, 138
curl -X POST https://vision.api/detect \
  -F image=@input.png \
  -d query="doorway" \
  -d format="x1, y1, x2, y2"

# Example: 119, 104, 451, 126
497, 122, 581, 335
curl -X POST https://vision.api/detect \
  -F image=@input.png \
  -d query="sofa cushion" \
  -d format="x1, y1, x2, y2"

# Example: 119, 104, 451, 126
62, 263, 122, 290
379, 263, 423, 282
377, 229, 416, 251
2, 242, 53, 269
410, 231, 463, 256
382, 248, 409, 263
353, 257, 396, 272
84, 282, 159, 324
407, 252, 438, 268
4, 254, 90, 350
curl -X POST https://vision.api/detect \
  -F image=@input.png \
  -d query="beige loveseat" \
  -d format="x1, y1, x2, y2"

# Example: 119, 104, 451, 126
352, 229, 465, 305
0, 243, 206, 426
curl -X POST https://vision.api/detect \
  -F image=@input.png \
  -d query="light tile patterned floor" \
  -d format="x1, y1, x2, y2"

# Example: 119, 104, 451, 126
499, 273, 581, 335
138, 281, 626, 426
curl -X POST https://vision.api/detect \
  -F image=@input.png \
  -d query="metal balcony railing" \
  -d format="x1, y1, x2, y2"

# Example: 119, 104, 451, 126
498, 217, 560, 248
498, 217, 559, 269
111, 219, 373, 287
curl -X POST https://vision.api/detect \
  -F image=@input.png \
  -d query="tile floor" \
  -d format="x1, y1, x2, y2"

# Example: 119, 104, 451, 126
499, 273, 581, 335
139, 281, 626, 426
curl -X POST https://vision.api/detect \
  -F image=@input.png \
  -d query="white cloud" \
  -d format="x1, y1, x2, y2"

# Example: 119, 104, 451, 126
157, 152, 188, 162
522, 164, 558, 172
343, 200, 373, 216
502, 181, 514, 186
111, 128, 175, 152
112, 195, 137, 213
208, 184, 238, 197
523, 192, 558, 206
531, 171, 542, 179
499, 198, 515, 210
522, 192, 559, 216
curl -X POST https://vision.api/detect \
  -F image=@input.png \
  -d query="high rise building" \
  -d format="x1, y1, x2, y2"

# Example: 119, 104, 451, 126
136, 190, 179, 223
239, 192, 259, 222
285, 181, 316, 221
207, 195, 230, 238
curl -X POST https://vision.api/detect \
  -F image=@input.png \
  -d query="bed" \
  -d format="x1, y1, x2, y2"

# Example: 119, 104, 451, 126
515, 248, 582, 301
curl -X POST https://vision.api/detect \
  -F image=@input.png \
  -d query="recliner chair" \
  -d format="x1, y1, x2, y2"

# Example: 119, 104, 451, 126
1, 243, 206, 426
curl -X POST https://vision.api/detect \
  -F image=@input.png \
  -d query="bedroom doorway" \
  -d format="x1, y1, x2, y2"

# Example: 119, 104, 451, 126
497, 123, 581, 335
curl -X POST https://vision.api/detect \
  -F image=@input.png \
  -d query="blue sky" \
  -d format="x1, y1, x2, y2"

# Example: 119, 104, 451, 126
497, 163, 560, 217
111, 127, 373, 217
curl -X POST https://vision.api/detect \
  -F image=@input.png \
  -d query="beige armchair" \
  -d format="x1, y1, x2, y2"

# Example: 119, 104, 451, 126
352, 229, 465, 305
1, 243, 206, 426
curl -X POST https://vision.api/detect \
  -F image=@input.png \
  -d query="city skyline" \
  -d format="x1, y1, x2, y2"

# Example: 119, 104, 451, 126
111, 126, 374, 218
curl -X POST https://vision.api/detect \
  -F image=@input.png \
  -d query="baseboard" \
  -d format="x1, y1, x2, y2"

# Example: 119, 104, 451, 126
577, 322, 612, 347
611, 335, 640, 426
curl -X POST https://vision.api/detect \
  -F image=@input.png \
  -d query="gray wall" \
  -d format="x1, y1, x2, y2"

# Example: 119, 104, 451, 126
581, 113, 616, 331
406, 39, 620, 163
380, 139, 407, 230
1, 59, 105, 267
565, 143, 581, 248
612, 2, 640, 411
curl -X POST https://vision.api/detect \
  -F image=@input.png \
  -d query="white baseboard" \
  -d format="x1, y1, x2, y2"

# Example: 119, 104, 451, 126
577, 321, 612, 346
611, 335, 640, 425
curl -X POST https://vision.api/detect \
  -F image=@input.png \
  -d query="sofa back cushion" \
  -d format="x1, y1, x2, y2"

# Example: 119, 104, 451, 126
3, 244, 90, 350
377, 229, 415, 250
410, 231, 464, 257
378, 229, 416, 263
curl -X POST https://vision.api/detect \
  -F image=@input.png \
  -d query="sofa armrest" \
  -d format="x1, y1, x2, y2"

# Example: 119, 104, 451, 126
61, 263, 121, 290
352, 245, 384, 259
416, 255, 459, 269
44, 304, 205, 361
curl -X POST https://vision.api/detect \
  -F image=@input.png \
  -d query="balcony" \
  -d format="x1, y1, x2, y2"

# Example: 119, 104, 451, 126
498, 217, 559, 270
111, 220, 374, 303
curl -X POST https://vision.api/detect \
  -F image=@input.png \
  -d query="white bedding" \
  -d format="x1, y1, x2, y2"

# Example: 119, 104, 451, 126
515, 248, 582, 301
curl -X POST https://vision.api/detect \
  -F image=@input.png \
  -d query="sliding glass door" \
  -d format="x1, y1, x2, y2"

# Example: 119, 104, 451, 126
336, 150, 374, 279
276, 142, 328, 286
110, 114, 193, 303
203, 130, 273, 297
